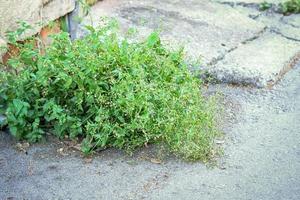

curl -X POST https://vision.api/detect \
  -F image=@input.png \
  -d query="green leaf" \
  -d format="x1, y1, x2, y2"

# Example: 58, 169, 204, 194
147, 32, 160, 48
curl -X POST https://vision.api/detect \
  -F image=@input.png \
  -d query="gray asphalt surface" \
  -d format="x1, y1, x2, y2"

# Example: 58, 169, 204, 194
1, 63, 300, 200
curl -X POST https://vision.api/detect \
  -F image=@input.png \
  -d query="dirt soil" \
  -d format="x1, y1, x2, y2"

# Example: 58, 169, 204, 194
1, 60, 300, 200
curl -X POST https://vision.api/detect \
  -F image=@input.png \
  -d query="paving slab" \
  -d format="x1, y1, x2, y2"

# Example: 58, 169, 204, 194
257, 13, 300, 41
81, 0, 265, 65
232, 5, 261, 19
282, 14, 300, 28
213, 0, 284, 4
211, 32, 300, 87
81, 0, 300, 87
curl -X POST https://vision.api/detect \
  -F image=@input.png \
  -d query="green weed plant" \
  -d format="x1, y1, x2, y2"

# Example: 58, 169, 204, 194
0, 20, 218, 161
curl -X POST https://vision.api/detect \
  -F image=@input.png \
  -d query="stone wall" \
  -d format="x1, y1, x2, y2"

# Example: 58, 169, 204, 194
0, 0, 75, 41
0, 0, 76, 60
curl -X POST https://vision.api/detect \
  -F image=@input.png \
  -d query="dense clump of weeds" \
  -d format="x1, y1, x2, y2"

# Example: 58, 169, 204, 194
0, 20, 218, 161
280, 0, 300, 14
259, 0, 300, 14
259, 1, 272, 11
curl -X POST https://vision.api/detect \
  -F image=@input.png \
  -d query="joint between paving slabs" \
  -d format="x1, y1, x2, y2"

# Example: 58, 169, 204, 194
215, 1, 258, 8
207, 27, 267, 66
279, 18, 300, 29
271, 29, 300, 42
215, 1, 288, 15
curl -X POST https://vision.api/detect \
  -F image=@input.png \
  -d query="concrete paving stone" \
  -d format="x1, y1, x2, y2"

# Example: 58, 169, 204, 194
232, 5, 261, 19
276, 25, 300, 41
213, 0, 284, 4
211, 32, 300, 87
282, 14, 300, 28
82, 0, 300, 87
257, 12, 300, 41
82, 0, 265, 64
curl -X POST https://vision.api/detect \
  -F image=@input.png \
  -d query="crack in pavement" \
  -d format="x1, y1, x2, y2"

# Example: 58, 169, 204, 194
214, 1, 285, 14
279, 18, 300, 29
271, 29, 300, 42
207, 27, 267, 67
214, 1, 259, 8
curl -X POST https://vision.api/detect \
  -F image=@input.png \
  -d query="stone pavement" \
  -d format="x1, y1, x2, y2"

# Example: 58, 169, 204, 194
213, 0, 284, 4
80, 0, 300, 87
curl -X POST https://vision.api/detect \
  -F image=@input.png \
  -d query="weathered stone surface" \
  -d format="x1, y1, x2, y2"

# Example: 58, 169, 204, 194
278, 26, 300, 41
282, 14, 300, 28
82, 0, 265, 64
257, 13, 300, 41
211, 32, 300, 87
42, 0, 75, 22
0, 0, 75, 41
81, 0, 300, 87
233, 5, 261, 19
213, 0, 284, 4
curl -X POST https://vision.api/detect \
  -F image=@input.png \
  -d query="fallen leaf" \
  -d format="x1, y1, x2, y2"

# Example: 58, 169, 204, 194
220, 165, 226, 170
15, 142, 30, 153
16, 143, 22, 149
57, 148, 68, 156
150, 158, 162, 164
23, 142, 30, 148
84, 157, 93, 163
71, 144, 82, 151
216, 140, 225, 144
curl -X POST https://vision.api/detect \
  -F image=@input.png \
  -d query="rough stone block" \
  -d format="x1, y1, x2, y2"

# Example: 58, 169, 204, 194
213, 0, 284, 4
282, 14, 300, 28
211, 32, 300, 87
257, 13, 300, 41
0, 0, 75, 41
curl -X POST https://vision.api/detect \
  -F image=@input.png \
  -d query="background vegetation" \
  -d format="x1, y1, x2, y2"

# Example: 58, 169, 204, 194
281, 0, 300, 14
260, 0, 300, 14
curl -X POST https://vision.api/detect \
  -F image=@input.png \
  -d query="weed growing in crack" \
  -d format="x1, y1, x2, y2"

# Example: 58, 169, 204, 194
280, 0, 300, 14
259, 1, 272, 11
259, 0, 300, 14
0, 19, 219, 161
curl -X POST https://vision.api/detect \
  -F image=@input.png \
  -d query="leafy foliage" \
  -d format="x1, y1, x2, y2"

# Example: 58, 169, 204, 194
280, 0, 300, 14
259, 0, 300, 14
259, 1, 272, 11
1, 20, 218, 161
